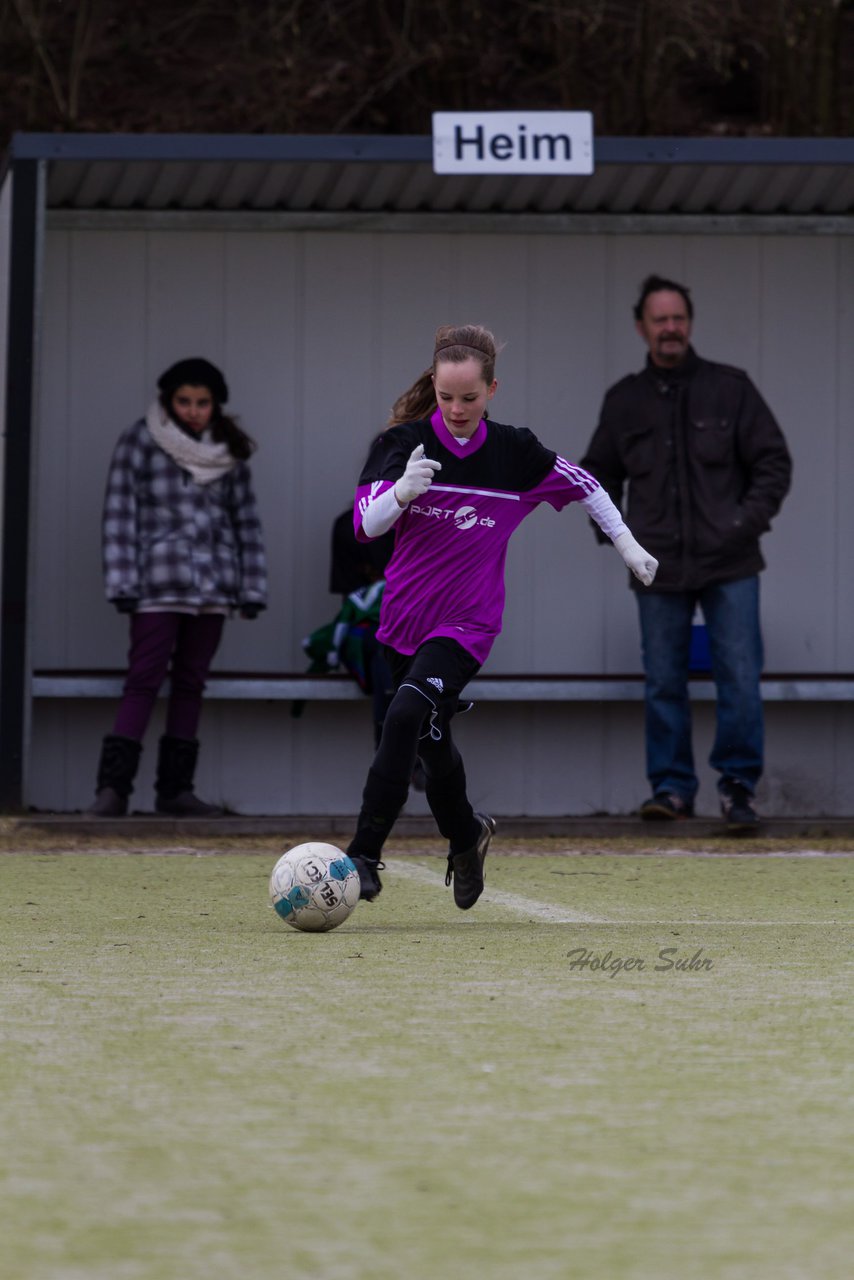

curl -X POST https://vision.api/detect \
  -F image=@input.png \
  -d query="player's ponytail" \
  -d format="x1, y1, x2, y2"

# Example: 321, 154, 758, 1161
388, 369, 435, 426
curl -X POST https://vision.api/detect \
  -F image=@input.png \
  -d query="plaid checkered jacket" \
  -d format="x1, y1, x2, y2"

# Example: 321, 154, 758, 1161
102, 418, 268, 610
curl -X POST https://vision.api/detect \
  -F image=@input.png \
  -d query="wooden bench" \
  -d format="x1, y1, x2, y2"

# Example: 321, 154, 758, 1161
30, 671, 854, 703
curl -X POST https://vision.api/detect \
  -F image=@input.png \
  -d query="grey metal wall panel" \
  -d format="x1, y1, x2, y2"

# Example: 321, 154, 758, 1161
213, 231, 302, 673
754, 236, 838, 671
26, 219, 853, 815
29, 223, 832, 680
34, 228, 150, 668
29, 699, 854, 819
836, 238, 854, 671
31, 228, 71, 666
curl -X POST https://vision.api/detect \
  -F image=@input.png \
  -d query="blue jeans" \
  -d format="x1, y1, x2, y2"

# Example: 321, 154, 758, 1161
636, 577, 764, 801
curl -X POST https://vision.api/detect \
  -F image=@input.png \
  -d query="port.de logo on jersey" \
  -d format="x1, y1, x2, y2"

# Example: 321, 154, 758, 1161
410, 502, 496, 530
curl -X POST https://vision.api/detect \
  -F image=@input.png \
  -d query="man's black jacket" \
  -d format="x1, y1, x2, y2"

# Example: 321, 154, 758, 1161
580, 347, 792, 591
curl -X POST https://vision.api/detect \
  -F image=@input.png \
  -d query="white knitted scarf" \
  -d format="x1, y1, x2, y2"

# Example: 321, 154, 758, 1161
146, 402, 237, 486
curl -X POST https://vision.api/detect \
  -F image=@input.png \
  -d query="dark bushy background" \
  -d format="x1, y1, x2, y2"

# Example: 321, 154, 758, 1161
2, 0, 854, 149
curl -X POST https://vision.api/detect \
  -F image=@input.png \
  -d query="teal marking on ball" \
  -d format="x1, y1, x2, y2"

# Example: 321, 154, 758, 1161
273, 885, 312, 919
329, 857, 356, 881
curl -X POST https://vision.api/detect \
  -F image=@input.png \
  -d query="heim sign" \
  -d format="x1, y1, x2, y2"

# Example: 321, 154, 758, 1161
432, 111, 594, 176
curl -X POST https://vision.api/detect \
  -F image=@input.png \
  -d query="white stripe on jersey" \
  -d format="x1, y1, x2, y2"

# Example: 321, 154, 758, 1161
555, 455, 599, 494
430, 484, 521, 502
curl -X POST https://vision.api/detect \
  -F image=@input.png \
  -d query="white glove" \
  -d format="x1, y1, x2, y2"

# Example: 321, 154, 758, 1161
613, 531, 659, 587
394, 444, 442, 506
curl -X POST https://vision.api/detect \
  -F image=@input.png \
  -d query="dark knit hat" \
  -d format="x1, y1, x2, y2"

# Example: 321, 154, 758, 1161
157, 358, 229, 405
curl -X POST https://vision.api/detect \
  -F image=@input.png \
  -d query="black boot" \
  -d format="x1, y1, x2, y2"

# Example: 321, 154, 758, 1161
87, 735, 142, 817
445, 814, 496, 910
154, 736, 225, 817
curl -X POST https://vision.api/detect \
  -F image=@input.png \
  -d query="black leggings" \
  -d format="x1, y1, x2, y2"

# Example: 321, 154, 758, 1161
348, 639, 481, 860
373, 682, 461, 784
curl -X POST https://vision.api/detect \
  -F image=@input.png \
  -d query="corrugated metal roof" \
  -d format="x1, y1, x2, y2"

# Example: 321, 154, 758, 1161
9, 132, 854, 216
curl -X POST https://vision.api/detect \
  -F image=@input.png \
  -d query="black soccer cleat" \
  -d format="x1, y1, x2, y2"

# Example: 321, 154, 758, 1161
445, 813, 496, 911
349, 854, 384, 901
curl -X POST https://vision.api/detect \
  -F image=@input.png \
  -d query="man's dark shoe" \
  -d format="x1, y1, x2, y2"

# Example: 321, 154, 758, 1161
719, 779, 760, 833
445, 813, 496, 910
349, 854, 384, 901
639, 792, 694, 820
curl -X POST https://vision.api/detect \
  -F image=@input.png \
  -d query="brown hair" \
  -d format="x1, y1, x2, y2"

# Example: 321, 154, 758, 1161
388, 324, 500, 426
209, 409, 256, 461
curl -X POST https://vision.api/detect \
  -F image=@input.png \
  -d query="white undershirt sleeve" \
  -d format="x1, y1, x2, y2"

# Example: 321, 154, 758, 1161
579, 484, 629, 542
360, 484, 406, 538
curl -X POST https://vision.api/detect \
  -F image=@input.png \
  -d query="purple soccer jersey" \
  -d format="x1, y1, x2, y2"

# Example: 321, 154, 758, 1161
354, 408, 599, 665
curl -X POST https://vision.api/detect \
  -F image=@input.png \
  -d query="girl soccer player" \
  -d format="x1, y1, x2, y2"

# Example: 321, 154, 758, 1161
347, 325, 657, 908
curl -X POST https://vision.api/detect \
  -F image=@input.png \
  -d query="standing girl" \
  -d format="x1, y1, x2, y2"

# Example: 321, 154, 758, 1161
346, 325, 657, 907
87, 358, 268, 817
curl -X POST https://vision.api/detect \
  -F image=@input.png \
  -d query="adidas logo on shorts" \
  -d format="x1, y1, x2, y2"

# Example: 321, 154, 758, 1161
426, 677, 444, 692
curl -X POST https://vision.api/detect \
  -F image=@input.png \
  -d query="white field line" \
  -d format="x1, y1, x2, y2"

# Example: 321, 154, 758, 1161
598, 849, 854, 859
386, 860, 853, 927
388, 859, 604, 923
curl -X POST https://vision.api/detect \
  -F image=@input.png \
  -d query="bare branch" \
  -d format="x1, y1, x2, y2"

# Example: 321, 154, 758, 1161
10, 0, 68, 118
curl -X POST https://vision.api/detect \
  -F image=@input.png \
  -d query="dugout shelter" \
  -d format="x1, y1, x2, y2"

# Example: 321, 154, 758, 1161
2, 131, 854, 817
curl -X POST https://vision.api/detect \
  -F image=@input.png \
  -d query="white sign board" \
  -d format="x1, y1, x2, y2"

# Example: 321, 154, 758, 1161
432, 111, 594, 176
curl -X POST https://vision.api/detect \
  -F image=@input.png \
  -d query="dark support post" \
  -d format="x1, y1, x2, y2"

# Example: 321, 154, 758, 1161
0, 158, 41, 810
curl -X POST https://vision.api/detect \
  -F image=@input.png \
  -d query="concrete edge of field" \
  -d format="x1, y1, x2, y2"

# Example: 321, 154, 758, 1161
6, 812, 854, 849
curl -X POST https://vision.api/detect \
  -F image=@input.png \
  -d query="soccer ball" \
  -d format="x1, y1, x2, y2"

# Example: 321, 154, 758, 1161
269, 843, 360, 932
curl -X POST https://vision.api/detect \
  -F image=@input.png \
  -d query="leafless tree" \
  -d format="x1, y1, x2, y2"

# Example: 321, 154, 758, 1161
1, 0, 853, 146
9, 0, 104, 126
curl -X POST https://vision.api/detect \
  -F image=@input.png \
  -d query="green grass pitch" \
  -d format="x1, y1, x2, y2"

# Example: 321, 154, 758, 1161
1, 843, 852, 1280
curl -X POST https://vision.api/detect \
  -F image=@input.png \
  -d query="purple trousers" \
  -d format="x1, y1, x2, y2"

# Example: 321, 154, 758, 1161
113, 612, 225, 742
